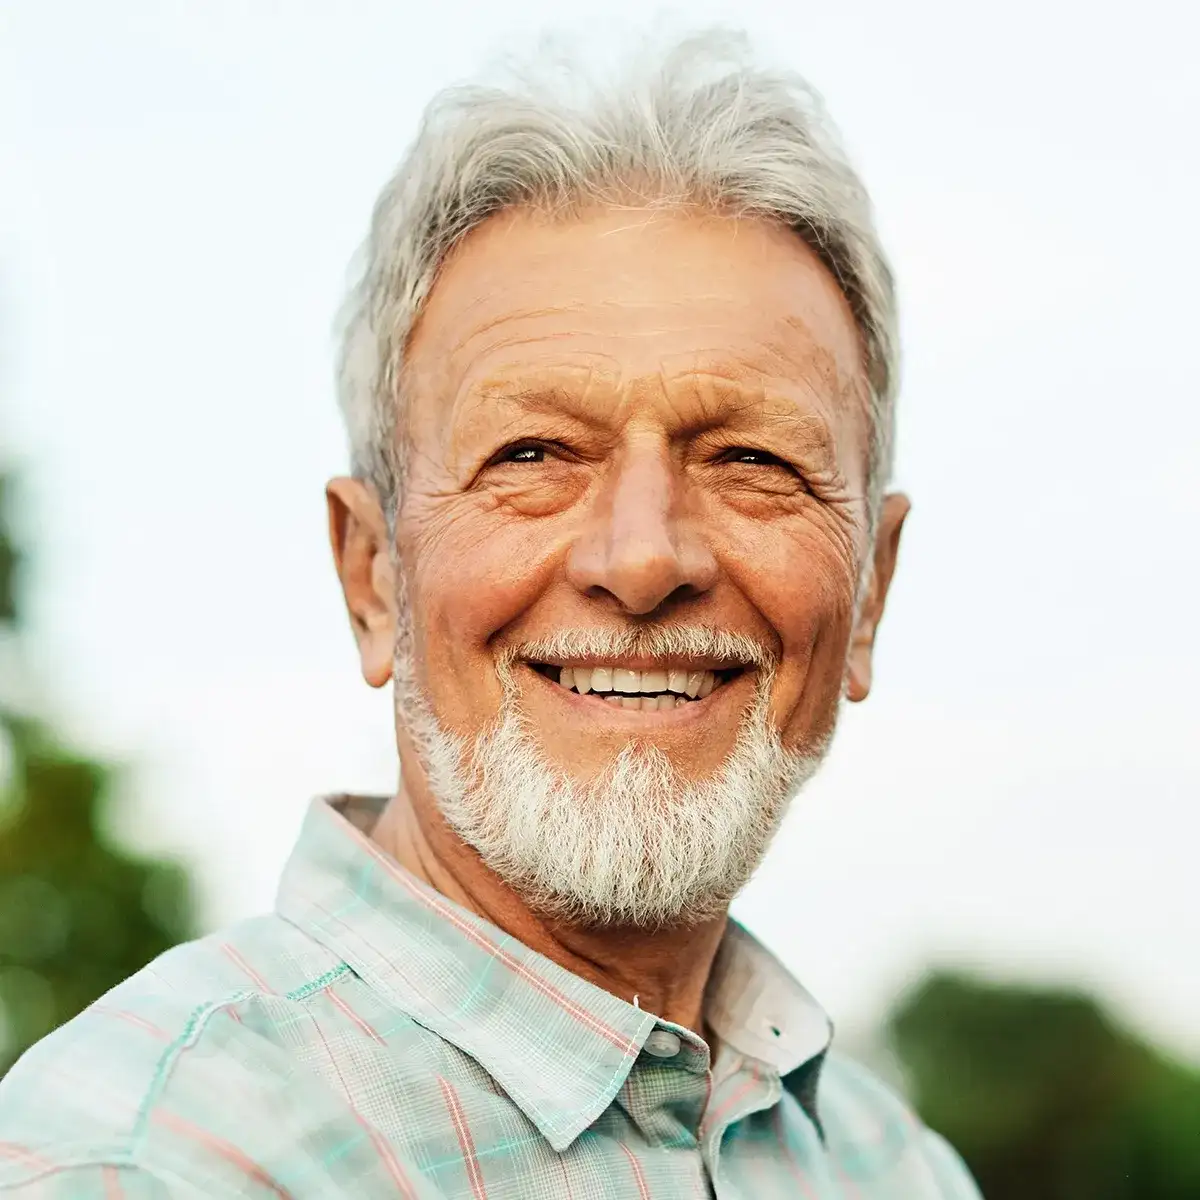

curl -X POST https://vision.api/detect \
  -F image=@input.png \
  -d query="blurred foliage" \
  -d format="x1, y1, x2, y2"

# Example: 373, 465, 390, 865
0, 468, 196, 1076
890, 971, 1200, 1200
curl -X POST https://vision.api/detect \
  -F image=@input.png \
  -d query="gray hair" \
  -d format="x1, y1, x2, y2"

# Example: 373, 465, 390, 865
336, 30, 898, 523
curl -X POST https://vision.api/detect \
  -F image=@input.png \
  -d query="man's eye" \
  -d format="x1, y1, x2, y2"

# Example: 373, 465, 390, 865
500, 443, 547, 464
723, 447, 791, 470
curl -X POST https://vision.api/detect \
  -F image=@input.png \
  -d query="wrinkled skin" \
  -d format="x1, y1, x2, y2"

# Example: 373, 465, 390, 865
327, 206, 909, 1027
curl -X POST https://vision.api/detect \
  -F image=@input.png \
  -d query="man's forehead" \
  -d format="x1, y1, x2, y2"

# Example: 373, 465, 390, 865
411, 209, 862, 361
403, 206, 871, 448
411, 315, 863, 419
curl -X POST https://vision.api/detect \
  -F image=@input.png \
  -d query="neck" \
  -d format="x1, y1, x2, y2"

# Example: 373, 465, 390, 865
371, 772, 728, 1034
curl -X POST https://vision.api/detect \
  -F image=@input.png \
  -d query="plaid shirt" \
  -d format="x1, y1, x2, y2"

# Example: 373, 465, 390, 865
0, 796, 980, 1198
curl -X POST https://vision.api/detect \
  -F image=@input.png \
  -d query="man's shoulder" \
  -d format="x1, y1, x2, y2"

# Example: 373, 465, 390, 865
816, 1052, 982, 1198
0, 912, 351, 1190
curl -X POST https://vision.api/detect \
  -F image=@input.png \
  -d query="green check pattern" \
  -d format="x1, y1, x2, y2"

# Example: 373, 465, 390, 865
0, 796, 980, 1198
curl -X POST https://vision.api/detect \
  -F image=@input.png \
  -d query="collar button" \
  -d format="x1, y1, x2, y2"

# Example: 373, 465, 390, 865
644, 1029, 682, 1058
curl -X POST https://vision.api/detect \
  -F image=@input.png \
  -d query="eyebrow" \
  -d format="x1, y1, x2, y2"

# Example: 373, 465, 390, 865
470, 367, 841, 457
470, 379, 618, 431
663, 369, 842, 457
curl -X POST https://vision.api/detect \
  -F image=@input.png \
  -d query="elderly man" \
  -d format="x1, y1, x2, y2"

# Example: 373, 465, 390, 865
0, 33, 980, 1199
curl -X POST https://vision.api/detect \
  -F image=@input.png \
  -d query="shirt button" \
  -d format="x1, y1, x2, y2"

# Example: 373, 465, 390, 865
644, 1029, 682, 1058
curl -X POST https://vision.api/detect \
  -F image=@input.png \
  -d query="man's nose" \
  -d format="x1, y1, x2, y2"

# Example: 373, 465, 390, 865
564, 444, 718, 616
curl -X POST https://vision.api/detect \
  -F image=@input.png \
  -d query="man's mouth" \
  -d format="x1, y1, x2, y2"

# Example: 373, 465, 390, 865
527, 662, 744, 711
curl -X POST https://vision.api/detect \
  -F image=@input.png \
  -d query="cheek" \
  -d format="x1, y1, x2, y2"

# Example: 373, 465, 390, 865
724, 520, 859, 730
400, 499, 567, 726
725, 511, 859, 639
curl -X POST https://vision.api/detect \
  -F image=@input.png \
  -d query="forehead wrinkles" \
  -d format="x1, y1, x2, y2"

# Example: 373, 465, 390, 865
444, 302, 861, 395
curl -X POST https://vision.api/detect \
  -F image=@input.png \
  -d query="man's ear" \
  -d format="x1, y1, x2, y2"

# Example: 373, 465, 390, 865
845, 492, 910, 703
326, 477, 397, 689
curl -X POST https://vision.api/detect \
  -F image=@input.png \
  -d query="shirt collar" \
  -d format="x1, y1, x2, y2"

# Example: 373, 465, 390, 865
276, 795, 832, 1149
706, 920, 833, 1077
705, 919, 834, 1138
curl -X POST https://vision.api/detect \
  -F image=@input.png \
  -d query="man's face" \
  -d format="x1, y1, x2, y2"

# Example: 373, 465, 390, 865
399, 207, 892, 772
330, 205, 908, 923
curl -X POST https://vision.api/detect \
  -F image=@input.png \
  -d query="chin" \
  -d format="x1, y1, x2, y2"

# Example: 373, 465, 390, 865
422, 683, 830, 929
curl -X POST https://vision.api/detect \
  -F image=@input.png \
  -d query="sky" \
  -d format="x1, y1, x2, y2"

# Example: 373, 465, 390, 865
1, 0, 1197, 1057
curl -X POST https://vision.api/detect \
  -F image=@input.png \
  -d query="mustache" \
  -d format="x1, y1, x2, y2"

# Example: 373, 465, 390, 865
503, 624, 777, 670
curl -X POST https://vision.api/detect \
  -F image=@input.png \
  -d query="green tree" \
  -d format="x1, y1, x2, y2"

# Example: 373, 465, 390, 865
888, 971, 1200, 1200
0, 470, 196, 1076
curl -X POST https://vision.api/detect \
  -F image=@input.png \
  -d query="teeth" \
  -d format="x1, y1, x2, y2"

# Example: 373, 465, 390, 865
640, 669, 667, 693
613, 668, 639, 694
546, 663, 725, 703
604, 695, 622, 706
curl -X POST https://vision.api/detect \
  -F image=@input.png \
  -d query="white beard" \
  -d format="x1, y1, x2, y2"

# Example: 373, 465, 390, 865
393, 619, 833, 928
